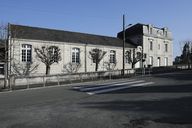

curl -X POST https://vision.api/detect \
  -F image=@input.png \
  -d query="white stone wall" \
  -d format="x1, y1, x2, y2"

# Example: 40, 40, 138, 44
142, 25, 173, 67
125, 24, 173, 68
9, 39, 133, 75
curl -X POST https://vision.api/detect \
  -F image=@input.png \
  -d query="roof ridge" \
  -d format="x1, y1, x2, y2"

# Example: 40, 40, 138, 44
10, 23, 136, 48
10, 23, 118, 39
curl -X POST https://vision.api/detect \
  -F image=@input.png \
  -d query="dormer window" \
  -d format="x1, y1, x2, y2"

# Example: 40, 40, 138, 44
163, 27, 168, 37
165, 31, 168, 37
150, 27, 153, 34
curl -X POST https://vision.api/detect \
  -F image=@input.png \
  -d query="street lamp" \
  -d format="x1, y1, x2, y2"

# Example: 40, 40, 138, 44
122, 15, 132, 76
137, 45, 147, 75
122, 15, 125, 76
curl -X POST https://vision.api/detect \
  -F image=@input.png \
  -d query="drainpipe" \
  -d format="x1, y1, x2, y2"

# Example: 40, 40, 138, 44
84, 43, 87, 72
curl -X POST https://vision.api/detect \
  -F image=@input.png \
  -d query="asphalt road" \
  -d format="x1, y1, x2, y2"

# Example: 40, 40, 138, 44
0, 70, 192, 128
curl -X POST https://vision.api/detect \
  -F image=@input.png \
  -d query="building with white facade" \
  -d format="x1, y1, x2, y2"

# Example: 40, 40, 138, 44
7, 24, 135, 75
7, 23, 173, 76
118, 23, 173, 68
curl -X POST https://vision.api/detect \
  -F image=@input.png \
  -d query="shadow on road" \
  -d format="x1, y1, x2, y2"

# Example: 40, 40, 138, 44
106, 83, 192, 94
153, 70, 192, 81
80, 96, 192, 124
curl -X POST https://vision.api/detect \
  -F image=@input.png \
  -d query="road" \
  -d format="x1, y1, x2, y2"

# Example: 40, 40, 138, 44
0, 70, 192, 128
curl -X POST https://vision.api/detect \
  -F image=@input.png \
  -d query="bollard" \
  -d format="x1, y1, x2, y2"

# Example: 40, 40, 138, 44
43, 76, 46, 87
57, 75, 60, 86
27, 77, 29, 89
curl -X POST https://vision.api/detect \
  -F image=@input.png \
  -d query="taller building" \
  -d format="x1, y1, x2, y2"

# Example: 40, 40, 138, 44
117, 23, 173, 68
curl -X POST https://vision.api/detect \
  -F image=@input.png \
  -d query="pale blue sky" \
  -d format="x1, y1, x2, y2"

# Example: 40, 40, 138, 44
1, 0, 192, 58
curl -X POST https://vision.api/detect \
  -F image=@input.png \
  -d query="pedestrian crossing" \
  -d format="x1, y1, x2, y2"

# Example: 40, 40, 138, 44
72, 79, 154, 95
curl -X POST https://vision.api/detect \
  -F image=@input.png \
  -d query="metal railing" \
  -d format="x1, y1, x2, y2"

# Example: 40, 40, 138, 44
8, 69, 135, 90
5, 64, 192, 91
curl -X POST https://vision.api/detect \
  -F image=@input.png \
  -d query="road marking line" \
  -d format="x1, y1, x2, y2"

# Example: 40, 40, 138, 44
80, 80, 144, 91
87, 82, 154, 95
73, 79, 136, 89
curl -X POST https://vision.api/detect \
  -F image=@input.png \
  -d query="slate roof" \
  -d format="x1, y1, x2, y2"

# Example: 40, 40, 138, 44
117, 23, 144, 39
10, 24, 136, 48
117, 23, 169, 38
117, 23, 145, 46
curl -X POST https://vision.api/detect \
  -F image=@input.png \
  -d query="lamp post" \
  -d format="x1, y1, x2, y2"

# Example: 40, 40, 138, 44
139, 45, 144, 75
122, 15, 125, 76
138, 45, 146, 75
122, 15, 132, 76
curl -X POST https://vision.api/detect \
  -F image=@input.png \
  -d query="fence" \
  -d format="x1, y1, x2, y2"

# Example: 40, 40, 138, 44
9, 69, 135, 90
5, 64, 192, 90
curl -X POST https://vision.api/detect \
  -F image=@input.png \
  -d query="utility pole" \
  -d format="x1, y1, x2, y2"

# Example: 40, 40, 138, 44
122, 14, 125, 76
84, 43, 87, 72
4, 23, 9, 89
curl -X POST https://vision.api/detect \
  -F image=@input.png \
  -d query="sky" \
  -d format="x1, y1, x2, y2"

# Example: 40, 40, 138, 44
1, 0, 192, 58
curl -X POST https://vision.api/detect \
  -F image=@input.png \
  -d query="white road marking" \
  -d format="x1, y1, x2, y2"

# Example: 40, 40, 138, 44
73, 79, 136, 89
80, 80, 144, 91
87, 82, 154, 95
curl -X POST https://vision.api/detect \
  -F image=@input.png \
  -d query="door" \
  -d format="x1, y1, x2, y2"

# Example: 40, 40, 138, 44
157, 57, 160, 67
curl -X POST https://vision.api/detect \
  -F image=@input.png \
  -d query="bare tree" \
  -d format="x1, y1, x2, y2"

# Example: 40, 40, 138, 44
34, 46, 61, 75
178, 40, 192, 68
0, 23, 7, 41
104, 60, 117, 71
0, 23, 7, 62
0, 43, 5, 63
89, 48, 106, 71
0, 23, 8, 88
1, 23, 39, 88
63, 62, 81, 74
125, 48, 143, 68
12, 61, 39, 76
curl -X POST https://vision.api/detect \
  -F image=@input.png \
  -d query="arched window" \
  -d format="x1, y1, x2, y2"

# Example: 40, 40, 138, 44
21, 44, 32, 62
72, 48, 80, 63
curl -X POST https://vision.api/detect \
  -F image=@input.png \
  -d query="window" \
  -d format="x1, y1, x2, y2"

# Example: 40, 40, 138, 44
150, 27, 153, 34
21, 44, 32, 62
165, 31, 168, 37
72, 48, 80, 63
149, 56, 153, 66
49, 46, 59, 62
150, 41, 153, 50
110, 50, 116, 63
158, 44, 160, 50
125, 51, 131, 63
164, 57, 168, 66
165, 44, 168, 52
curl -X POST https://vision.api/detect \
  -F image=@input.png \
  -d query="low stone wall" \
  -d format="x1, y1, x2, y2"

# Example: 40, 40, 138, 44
10, 69, 135, 89
0, 78, 4, 88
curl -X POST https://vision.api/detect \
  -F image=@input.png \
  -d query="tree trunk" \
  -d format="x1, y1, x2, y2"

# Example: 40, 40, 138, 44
95, 62, 98, 71
132, 63, 135, 69
46, 65, 50, 75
